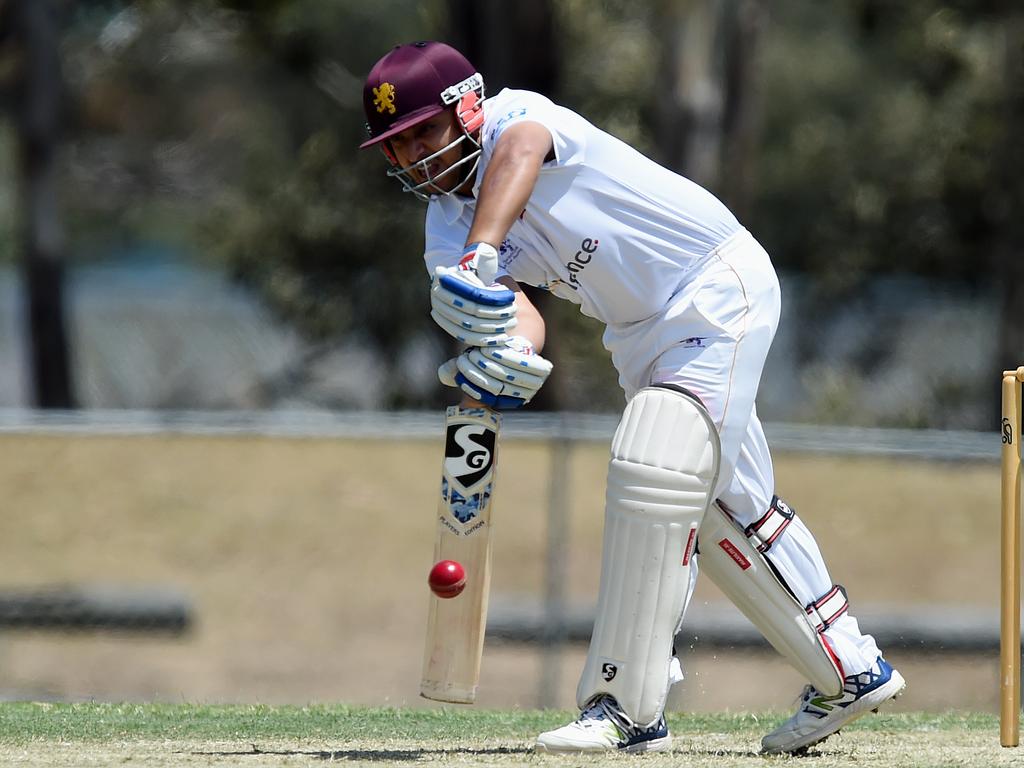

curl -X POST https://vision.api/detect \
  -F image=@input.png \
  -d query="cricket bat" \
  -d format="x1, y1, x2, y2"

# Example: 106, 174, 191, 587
420, 405, 502, 703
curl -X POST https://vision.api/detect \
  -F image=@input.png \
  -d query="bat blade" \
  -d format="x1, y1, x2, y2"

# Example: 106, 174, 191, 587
420, 405, 501, 704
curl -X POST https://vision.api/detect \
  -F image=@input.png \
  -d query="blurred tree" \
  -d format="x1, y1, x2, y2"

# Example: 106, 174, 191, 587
446, 0, 559, 96
651, 0, 765, 217
653, 0, 725, 189
51, 0, 1022, 418
204, 6, 433, 322
747, 1, 1022, 420
198, 0, 453, 407
719, 0, 767, 219
994, 6, 1024, 374
753, 2, 1016, 285
48, 1, 456, 408
0, 0, 75, 407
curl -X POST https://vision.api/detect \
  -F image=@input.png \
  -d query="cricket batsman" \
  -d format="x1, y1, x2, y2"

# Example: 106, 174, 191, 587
359, 41, 905, 754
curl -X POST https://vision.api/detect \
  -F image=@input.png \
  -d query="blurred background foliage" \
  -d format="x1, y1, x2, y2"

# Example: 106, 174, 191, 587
0, 0, 1020, 420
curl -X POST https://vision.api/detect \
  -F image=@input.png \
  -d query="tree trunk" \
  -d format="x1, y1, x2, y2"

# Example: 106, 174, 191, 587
8, 0, 74, 408
996, 10, 1024, 374
719, 0, 766, 220
653, 0, 725, 186
446, 0, 559, 96
654, 0, 764, 212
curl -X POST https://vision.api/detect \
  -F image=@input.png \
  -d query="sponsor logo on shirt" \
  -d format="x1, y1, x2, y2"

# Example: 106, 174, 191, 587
564, 237, 599, 290
489, 108, 529, 141
498, 239, 523, 269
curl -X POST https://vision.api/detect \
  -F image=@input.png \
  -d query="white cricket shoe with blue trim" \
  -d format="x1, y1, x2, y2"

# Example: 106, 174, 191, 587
534, 695, 672, 753
761, 656, 906, 754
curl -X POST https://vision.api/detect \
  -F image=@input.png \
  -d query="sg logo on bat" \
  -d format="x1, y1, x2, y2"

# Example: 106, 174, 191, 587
444, 422, 496, 492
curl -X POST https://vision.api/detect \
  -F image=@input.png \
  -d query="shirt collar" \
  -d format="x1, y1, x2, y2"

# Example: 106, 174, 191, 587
436, 179, 480, 225
437, 191, 468, 224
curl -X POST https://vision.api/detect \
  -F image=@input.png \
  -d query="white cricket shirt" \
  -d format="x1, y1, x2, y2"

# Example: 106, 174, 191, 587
423, 88, 742, 326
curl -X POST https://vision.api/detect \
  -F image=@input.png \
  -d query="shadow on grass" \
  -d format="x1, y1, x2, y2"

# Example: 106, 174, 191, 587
690, 750, 764, 759
188, 745, 800, 761
188, 745, 532, 761
685, 745, 839, 759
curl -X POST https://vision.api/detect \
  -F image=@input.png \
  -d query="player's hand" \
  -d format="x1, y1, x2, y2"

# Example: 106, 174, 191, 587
438, 335, 553, 409
430, 243, 517, 347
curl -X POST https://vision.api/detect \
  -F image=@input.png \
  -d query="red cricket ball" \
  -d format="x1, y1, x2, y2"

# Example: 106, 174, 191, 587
428, 559, 466, 599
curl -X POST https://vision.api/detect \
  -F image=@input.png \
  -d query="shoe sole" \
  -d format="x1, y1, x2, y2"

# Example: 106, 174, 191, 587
622, 735, 672, 753
534, 735, 672, 754
761, 671, 906, 755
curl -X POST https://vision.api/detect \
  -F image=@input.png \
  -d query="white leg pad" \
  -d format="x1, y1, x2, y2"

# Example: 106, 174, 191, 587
698, 502, 845, 696
577, 385, 721, 726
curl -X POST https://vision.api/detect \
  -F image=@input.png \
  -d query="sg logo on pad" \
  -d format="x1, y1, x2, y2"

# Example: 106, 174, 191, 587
601, 662, 618, 681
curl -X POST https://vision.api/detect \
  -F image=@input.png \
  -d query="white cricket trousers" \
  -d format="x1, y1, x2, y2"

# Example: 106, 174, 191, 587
604, 228, 881, 680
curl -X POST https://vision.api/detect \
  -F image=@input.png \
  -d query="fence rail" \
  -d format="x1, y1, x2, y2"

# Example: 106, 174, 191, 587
0, 587, 191, 633
0, 408, 1000, 461
488, 600, 1009, 653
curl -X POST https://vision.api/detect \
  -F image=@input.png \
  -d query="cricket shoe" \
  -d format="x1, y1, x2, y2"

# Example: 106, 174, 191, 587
534, 695, 671, 753
761, 656, 906, 755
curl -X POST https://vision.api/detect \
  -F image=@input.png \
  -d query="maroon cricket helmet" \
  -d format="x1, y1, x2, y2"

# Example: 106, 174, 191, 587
360, 41, 483, 150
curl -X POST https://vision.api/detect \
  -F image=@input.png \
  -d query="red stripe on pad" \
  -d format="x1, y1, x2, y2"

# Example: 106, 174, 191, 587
717, 538, 751, 570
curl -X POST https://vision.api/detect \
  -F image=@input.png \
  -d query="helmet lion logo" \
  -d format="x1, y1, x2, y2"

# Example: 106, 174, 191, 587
373, 82, 397, 114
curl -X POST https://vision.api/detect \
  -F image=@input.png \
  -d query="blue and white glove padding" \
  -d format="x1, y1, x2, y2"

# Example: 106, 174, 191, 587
438, 335, 553, 409
430, 243, 517, 347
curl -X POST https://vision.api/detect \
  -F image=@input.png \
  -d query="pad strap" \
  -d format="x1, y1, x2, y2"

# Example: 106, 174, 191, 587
744, 495, 795, 553
806, 584, 849, 632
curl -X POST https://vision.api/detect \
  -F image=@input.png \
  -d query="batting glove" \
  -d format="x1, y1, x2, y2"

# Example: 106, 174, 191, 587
430, 243, 517, 347
438, 335, 553, 410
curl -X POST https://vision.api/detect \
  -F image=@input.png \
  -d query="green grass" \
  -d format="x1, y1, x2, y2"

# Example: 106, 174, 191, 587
0, 703, 998, 742
0, 703, 562, 742
0, 705, 1016, 767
